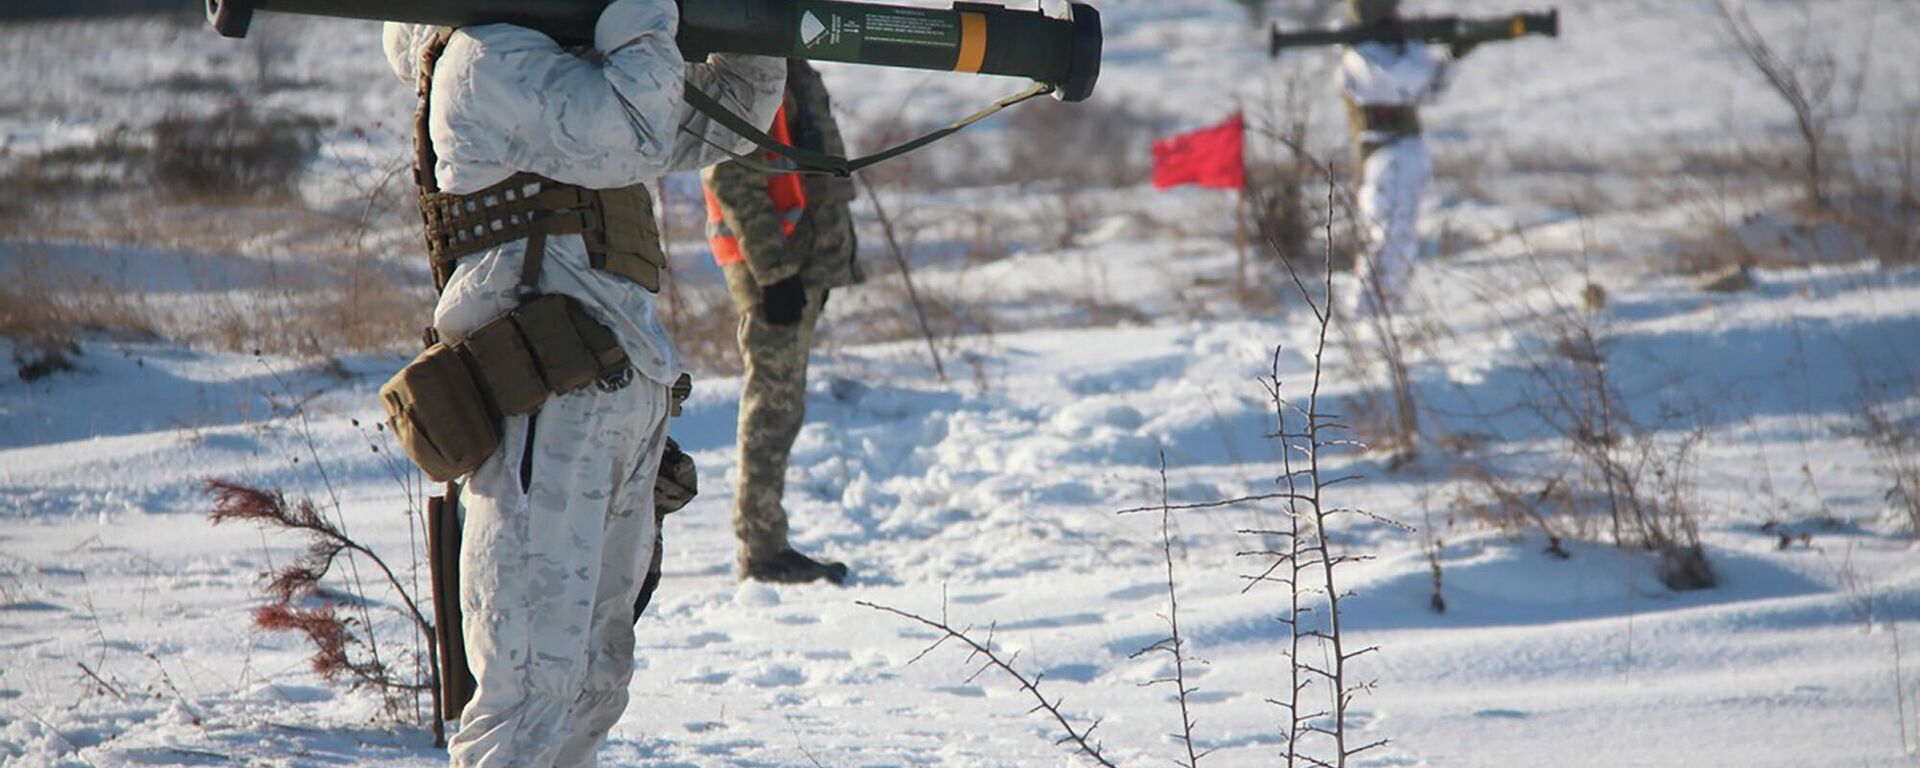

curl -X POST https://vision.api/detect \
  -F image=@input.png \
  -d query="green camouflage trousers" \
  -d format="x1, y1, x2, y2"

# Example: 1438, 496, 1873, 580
725, 264, 828, 559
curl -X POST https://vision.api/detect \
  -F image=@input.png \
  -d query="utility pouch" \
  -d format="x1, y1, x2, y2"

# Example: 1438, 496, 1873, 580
514, 294, 604, 395
655, 437, 698, 515
382, 294, 631, 483
381, 343, 501, 483
463, 313, 546, 416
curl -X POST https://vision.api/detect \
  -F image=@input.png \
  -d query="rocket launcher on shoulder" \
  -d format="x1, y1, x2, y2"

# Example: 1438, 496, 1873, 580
1269, 8, 1557, 57
206, 0, 1101, 102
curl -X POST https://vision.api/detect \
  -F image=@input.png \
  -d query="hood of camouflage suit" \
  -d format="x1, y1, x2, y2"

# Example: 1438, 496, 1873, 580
382, 23, 446, 86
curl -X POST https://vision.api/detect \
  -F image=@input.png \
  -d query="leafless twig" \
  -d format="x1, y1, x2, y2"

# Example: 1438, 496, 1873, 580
1127, 452, 1211, 767
76, 662, 125, 701
1236, 177, 1395, 767
858, 598, 1118, 767
857, 173, 948, 382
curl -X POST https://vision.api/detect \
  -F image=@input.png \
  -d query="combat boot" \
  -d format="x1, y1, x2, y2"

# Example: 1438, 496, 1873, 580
740, 547, 850, 585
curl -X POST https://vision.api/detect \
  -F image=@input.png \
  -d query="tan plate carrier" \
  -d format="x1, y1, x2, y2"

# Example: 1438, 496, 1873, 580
1345, 97, 1423, 163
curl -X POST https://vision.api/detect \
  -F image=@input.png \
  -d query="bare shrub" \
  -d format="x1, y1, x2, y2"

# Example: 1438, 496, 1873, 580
1240, 205, 1400, 765
1248, 158, 1315, 265
1467, 243, 1716, 590
1663, 4, 1919, 274
1665, 114, 1919, 275
1245, 75, 1326, 270
206, 478, 444, 745
1452, 465, 1574, 558
1129, 455, 1207, 766
1713, 0, 1868, 209
1855, 378, 1920, 538
149, 103, 324, 199
1246, 69, 1364, 273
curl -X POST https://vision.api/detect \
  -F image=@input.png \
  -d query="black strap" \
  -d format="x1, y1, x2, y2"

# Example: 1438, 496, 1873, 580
521, 224, 546, 294
681, 81, 1057, 178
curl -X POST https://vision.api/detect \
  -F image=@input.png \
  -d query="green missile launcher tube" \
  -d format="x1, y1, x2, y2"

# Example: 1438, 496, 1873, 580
1270, 8, 1557, 57
206, 0, 1101, 102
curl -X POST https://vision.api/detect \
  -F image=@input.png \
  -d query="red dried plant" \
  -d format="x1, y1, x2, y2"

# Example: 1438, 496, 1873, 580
207, 479, 434, 699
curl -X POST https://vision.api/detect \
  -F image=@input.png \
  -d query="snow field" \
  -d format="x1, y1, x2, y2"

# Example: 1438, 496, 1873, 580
4, 0, 1920, 765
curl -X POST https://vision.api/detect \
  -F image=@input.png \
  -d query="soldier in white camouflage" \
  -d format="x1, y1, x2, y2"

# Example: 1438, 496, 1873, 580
383, 3, 783, 765
700, 60, 862, 585
1340, 0, 1467, 314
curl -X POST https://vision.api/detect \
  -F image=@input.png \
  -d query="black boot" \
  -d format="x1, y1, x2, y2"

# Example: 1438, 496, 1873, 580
740, 548, 849, 585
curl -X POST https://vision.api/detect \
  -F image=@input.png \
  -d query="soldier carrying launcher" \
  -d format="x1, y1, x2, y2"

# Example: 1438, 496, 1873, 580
1272, 0, 1556, 313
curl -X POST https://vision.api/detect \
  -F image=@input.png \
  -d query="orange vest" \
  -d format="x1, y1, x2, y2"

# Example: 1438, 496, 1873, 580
704, 104, 809, 267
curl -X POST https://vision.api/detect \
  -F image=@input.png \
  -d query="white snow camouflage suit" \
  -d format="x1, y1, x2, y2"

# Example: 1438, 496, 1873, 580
383, 5, 783, 766
1341, 39, 1453, 312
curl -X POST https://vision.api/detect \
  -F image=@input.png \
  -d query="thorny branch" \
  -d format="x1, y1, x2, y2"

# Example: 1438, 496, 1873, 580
1235, 179, 1396, 767
858, 599, 1119, 768
1125, 452, 1212, 766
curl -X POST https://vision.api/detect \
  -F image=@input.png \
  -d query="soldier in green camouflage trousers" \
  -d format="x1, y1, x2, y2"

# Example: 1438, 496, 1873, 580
701, 60, 862, 584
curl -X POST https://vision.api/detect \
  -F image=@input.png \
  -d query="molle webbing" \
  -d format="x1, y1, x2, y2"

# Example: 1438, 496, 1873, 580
412, 29, 664, 295
1344, 99, 1422, 138
419, 175, 665, 293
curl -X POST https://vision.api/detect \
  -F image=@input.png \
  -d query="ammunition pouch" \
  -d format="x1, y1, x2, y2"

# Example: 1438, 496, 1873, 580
380, 293, 631, 483
382, 342, 500, 484
420, 173, 666, 294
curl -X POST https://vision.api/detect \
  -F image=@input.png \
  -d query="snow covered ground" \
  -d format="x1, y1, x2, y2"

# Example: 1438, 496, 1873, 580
4, 1, 1920, 766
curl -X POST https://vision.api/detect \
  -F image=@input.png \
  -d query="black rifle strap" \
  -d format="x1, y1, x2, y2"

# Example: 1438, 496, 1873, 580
680, 81, 1056, 178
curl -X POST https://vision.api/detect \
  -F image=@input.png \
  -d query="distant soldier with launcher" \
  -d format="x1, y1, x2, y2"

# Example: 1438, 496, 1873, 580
702, 60, 862, 585
1272, 0, 1556, 312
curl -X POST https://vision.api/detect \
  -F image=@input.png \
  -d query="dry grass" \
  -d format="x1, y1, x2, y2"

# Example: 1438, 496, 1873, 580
0, 97, 433, 359
0, 248, 162, 345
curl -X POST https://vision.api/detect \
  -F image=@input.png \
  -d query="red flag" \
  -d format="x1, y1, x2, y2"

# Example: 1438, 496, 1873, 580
1152, 112, 1246, 191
